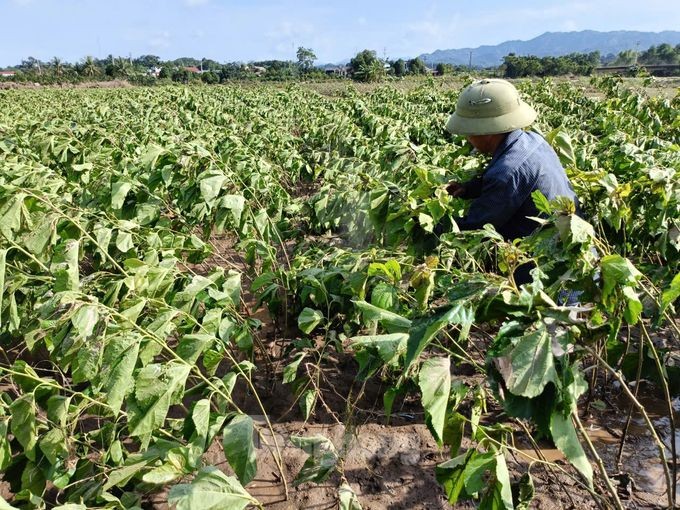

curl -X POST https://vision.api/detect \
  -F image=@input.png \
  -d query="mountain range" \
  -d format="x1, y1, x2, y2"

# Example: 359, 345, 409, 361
418, 30, 680, 68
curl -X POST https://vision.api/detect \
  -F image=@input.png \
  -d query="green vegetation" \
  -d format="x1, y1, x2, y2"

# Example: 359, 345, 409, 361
0, 76, 678, 509
503, 52, 601, 78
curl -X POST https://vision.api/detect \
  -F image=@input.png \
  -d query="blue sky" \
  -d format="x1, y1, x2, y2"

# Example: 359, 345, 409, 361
1, 0, 679, 66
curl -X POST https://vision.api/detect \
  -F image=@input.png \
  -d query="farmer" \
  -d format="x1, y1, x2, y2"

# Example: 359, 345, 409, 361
441, 78, 579, 284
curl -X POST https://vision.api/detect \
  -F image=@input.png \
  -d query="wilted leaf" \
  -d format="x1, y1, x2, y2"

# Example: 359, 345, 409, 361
222, 414, 257, 485
550, 410, 593, 487
419, 357, 451, 446
168, 466, 256, 510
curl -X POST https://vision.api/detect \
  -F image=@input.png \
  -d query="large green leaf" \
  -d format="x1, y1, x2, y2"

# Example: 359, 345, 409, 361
101, 333, 141, 414
435, 451, 473, 505
405, 303, 472, 370
349, 333, 408, 367
222, 414, 257, 485
550, 410, 593, 487
600, 254, 641, 300
168, 466, 256, 510
419, 357, 451, 446
352, 300, 412, 331
297, 307, 323, 334
494, 323, 557, 398
128, 363, 191, 437
10, 394, 37, 460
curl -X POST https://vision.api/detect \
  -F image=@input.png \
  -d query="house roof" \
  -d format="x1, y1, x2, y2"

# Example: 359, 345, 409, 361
184, 66, 201, 73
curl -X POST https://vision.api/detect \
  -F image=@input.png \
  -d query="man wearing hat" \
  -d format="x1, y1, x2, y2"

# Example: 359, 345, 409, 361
443, 79, 578, 246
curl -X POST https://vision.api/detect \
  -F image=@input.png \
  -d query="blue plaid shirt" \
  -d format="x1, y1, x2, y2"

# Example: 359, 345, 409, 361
457, 129, 577, 240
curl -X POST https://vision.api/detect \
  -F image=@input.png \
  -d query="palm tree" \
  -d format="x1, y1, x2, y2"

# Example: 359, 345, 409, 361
82, 56, 98, 78
51, 57, 64, 76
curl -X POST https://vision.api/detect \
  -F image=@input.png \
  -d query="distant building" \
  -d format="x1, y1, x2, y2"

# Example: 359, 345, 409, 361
0, 70, 16, 78
324, 66, 350, 77
147, 66, 162, 77
246, 65, 267, 76
184, 66, 201, 74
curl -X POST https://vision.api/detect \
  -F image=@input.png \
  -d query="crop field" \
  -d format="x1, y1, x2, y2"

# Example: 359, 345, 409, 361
0, 76, 678, 509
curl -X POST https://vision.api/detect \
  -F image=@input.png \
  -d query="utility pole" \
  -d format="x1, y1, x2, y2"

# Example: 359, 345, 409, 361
469, 51, 473, 71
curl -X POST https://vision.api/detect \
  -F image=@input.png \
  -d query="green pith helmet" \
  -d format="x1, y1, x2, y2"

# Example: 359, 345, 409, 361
445, 79, 537, 136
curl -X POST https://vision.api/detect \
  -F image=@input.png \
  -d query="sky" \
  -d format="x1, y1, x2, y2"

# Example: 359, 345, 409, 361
1, 0, 679, 67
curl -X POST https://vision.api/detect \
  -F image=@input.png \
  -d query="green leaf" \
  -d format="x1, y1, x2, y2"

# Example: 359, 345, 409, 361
283, 353, 306, 384
24, 214, 57, 256
660, 272, 680, 315
222, 414, 257, 485
339, 483, 362, 510
601, 254, 641, 301
494, 323, 557, 398
418, 212, 434, 233
550, 410, 593, 487
290, 435, 338, 485
192, 399, 211, 447
435, 451, 472, 505
353, 300, 411, 331
531, 190, 551, 215
419, 357, 451, 446
220, 194, 246, 225
53, 505, 88, 510
199, 173, 227, 204
622, 286, 642, 324
10, 394, 37, 460
298, 307, 323, 334
101, 333, 140, 414
555, 215, 595, 245
370, 282, 398, 311
52, 239, 80, 292
349, 333, 408, 367
177, 334, 215, 364
115, 231, 134, 253
463, 451, 496, 495
128, 363, 191, 437
142, 462, 185, 485
39, 428, 69, 465
0, 419, 11, 470
103, 461, 150, 490
493, 450, 514, 510
405, 303, 472, 370
168, 466, 255, 510
300, 389, 316, 420
546, 128, 576, 167
111, 181, 132, 210
71, 304, 99, 338
0, 250, 5, 329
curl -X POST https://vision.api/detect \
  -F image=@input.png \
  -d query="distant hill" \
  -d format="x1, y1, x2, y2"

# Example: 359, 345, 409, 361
419, 30, 680, 68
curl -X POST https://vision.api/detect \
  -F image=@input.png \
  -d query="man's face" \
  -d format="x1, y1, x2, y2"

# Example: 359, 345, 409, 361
466, 134, 506, 155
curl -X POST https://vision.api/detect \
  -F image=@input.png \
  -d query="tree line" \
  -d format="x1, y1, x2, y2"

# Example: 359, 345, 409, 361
2, 43, 679, 85
503, 43, 680, 78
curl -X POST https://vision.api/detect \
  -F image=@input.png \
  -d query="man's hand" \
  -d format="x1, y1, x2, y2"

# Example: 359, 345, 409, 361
446, 181, 466, 197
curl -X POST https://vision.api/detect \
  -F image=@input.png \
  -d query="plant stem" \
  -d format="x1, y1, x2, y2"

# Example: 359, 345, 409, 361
573, 410, 624, 510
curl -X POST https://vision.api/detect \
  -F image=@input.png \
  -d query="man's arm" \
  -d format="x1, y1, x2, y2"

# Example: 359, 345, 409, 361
446, 176, 483, 199
456, 172, 529, 231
